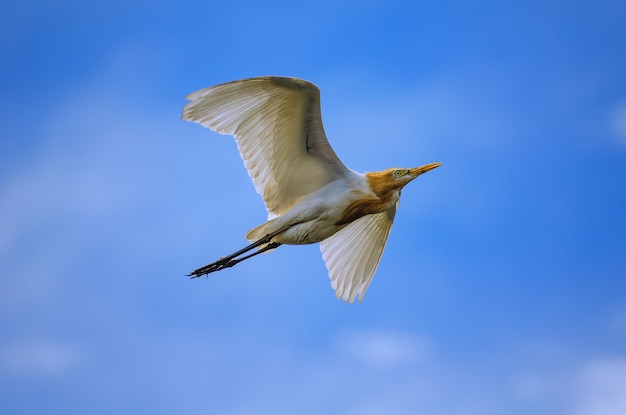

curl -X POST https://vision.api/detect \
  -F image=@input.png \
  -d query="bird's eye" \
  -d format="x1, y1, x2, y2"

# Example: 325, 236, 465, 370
393, 169, 404, 178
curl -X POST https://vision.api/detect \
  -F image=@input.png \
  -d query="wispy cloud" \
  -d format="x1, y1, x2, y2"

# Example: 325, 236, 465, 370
0, 337, 86, 377
611, 101, 626, 148
334, 328, 431, 369
574, 358, 626, 415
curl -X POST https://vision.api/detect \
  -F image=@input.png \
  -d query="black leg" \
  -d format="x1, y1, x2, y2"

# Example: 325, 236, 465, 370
214, 242, 281, 270
188, 228, 287, 278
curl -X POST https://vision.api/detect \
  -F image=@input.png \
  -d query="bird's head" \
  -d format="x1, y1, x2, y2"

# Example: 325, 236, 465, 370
366, 162, 442, 196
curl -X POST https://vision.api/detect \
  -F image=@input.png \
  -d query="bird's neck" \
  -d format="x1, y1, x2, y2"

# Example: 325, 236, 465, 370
365, 171, 401, 200
334, 173, 400, 226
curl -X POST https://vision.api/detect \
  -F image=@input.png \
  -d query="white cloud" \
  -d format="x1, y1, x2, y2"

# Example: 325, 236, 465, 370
508, 354, 626, 415
611, 101, 626, 147
610, 304, 626, 333
335, 328, 431, 369
512, 371, 554, 402
277, 328, 439, 414
0, 337, 86, 377
574, 358, 626, 415
567, 314, 626, 415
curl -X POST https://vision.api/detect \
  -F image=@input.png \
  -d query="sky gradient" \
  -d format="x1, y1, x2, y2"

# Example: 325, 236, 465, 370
1, 1, 626, 414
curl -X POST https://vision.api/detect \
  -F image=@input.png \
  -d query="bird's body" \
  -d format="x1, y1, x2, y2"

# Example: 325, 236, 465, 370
183, 76, 441, 303
246, 169, 370, 245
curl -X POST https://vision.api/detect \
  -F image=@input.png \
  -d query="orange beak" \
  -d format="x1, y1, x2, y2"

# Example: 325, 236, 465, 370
410, 162, 442, 178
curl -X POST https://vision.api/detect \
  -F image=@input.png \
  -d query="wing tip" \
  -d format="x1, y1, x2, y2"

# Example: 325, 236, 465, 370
333, 284, 366, 304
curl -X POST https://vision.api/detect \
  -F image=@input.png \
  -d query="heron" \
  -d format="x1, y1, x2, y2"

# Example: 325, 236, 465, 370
182, 76, 441, 303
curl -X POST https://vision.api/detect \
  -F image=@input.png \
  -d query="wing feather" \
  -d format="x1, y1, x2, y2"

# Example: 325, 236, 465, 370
320, 206, 397, 304
182, 77, 349, 218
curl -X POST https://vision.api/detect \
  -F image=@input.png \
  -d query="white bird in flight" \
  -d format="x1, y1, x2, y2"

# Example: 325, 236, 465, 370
183, 76, 441, 303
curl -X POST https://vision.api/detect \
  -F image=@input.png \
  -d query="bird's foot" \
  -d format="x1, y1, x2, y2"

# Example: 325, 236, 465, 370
187, 258, 237, 278
187, 241, 283, 279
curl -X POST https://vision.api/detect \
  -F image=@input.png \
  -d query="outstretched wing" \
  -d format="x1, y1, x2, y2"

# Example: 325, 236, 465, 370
320, 206, 397, 304
182, 76, 349, 218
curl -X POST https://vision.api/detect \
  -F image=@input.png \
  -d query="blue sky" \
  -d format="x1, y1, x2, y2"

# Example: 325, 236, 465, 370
1, 0, 626, 413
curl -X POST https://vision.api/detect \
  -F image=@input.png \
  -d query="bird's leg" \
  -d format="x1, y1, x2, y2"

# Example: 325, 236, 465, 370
216, 242, 282, 270
188, 228, 288, 278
